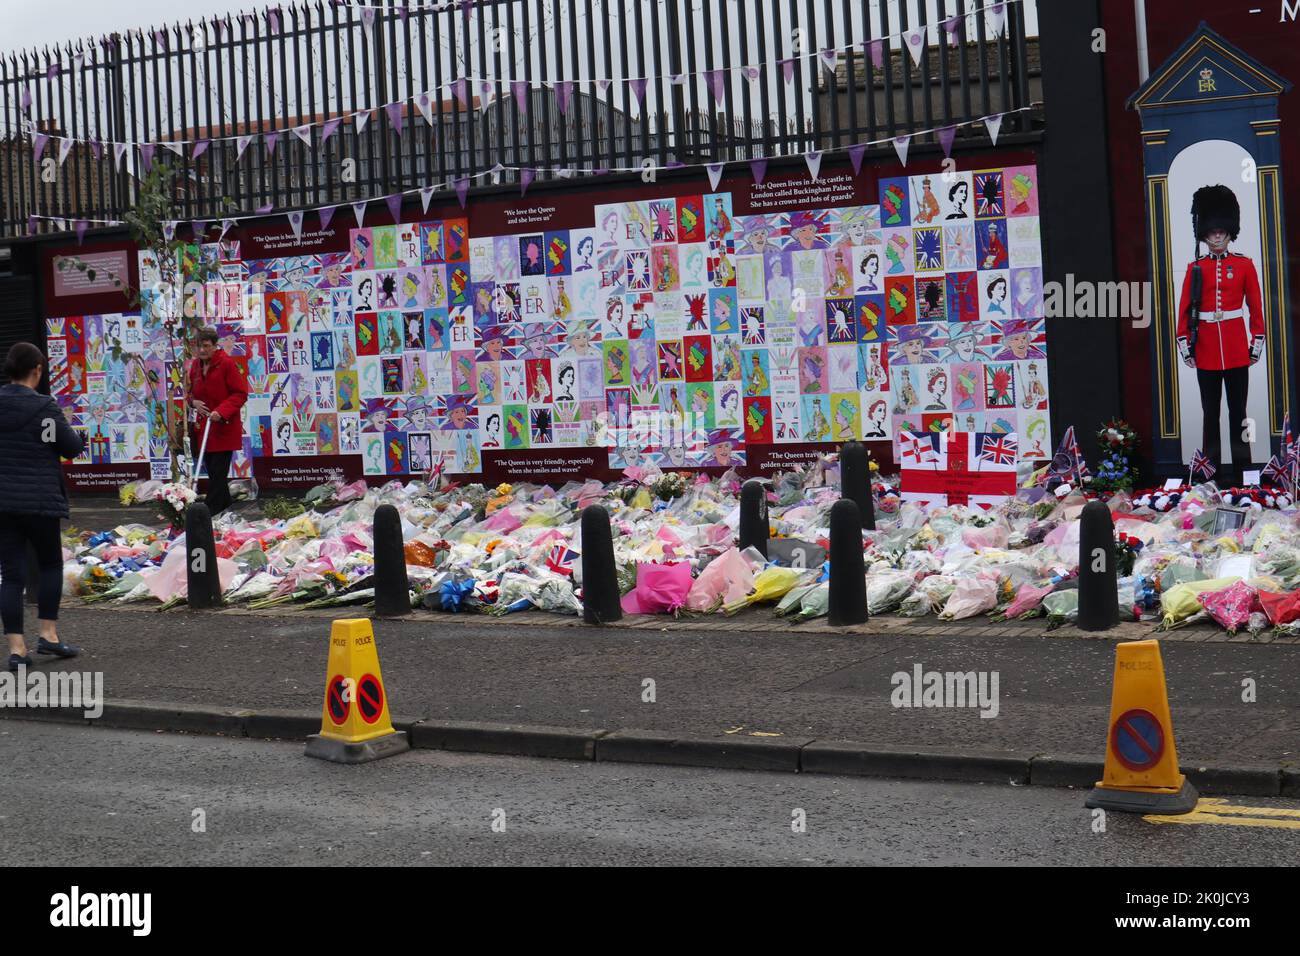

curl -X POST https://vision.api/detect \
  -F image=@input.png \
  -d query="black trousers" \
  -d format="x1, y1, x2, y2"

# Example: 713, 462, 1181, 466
0, 513, 63, 635
203, 450, 234, 517
1196, 366, 1251, 483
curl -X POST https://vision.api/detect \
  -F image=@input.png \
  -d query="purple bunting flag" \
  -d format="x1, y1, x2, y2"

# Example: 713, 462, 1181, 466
452, 78, 469, 109
21, 88, 32, 114
630, 78, 647, 108
942, 16, 962, 46
219, 219, 235, 241
321, 117, 342, 143
75, 220, 88, 245
264, 131, 280, 156
705, 69, 726, 103
554, 81, 574, 116
33, 134, 49, 161
386, 101, 405, 134
191, 139, 209, 160
779, 58, 795, 84
318, 206, 337, 231
454, 177, 469, 209
520, 168, 535, 197
511, 80, 529, 112
937, 124, 957, 158
256, 203, 275, 216
192, 221, 207, 241
140, 143, 156, 172
750, 158, 768, 186
386, 193, 403, 224
89, 140, 103, 161
848, 143, 868, 176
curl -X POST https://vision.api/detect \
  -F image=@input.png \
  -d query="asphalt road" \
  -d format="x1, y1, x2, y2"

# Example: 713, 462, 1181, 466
1, 721, 1296, 866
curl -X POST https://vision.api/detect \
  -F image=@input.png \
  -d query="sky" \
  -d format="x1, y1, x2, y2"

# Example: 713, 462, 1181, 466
6, 1, 1038, 57
4, 1, 259, 55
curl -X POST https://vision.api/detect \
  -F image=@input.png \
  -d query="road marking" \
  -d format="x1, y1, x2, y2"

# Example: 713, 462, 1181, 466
1144, 798, 1300, 829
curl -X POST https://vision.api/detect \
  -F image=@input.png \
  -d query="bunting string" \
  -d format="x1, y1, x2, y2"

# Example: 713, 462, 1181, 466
26, 104, 1032, 240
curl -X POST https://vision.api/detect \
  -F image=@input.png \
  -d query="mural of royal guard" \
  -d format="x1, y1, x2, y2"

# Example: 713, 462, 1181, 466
1175, 185, 1264, 486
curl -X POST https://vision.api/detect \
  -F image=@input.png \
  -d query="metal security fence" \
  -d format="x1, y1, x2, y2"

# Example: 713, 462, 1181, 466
0, 0, 1039, 238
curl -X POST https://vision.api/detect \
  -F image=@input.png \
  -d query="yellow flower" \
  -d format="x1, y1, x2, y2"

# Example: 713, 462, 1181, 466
495, 483, 513, 496
869, 460, 879, 473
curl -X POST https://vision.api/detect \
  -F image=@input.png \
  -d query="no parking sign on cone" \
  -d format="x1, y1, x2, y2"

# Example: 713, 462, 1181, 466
305, 619, 409, 764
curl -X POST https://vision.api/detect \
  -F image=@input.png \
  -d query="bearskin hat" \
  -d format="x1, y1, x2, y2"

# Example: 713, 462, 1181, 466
1192, 184, 1241, 242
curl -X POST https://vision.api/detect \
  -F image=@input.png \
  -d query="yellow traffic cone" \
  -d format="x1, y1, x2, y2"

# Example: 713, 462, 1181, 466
1085, 640, 1198, 813
305, 618, 410, 764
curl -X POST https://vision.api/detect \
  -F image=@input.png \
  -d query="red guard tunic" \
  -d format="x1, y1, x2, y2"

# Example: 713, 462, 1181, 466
1175, 251, 1264, 371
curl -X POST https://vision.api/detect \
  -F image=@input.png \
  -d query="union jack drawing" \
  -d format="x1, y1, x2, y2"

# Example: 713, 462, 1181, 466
977, 433, 1018, 466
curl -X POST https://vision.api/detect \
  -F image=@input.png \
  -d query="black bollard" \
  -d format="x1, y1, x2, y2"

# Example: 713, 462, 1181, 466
580, 504, 622, 624
738, 479, 769, 558
839, 441, 876, 530
372, 504, 411, 617
1078, 499, 1118, 631
184, 502, 223, 609
827, 498, 869, 626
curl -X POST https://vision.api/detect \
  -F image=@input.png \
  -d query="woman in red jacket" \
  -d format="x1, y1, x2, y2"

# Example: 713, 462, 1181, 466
188, 327, 249, 516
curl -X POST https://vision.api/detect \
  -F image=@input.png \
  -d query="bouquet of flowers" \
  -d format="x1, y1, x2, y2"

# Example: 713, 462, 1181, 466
652, 471, 688, 502
1091, 419, 1140, 495
1114, 531, 1145, 577
153, 482, 198, 530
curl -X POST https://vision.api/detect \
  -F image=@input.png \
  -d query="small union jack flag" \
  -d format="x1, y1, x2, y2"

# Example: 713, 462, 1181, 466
545, 543, 580, 577
1189, 447, 1216, 481
1262, 454, 1287, 486
977, 433, 1018, 466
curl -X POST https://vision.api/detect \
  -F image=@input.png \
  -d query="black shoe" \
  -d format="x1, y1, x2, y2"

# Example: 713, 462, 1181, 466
36, 638, 79, 659
7, 653, 32, 672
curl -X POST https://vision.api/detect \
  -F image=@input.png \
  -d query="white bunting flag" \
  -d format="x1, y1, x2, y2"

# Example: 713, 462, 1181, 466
904, 29, 926, 67
706, 162, 724, 192
893, 135, 911, 167
985, 113, 1004, 145
235, 135, 254, 160
420, 185, 436, 214
805, 150, 823, 181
